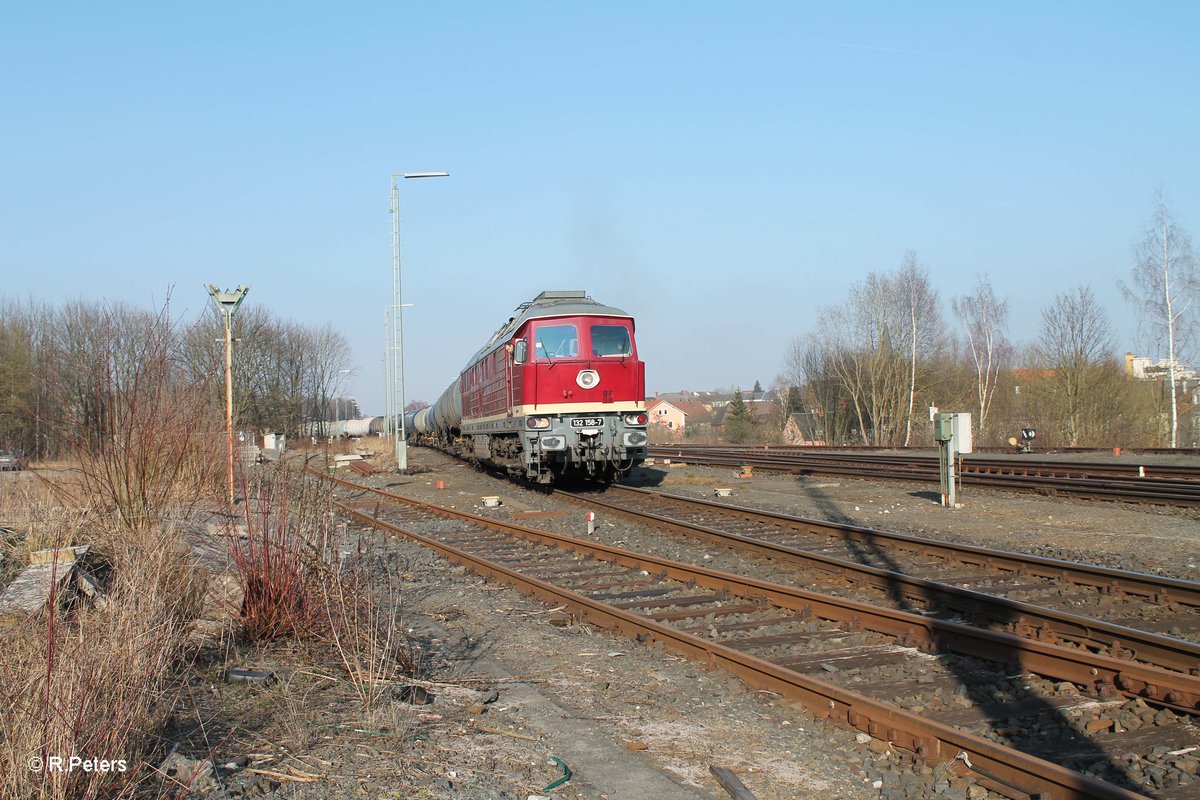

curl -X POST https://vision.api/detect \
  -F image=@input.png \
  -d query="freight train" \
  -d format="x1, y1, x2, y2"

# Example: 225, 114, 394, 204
405, 290, 648, 483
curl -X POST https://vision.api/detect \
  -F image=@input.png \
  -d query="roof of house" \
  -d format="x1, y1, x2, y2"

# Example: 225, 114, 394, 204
1009, 368, 1057, 383
712, 399, 777, 425
672, 401, 713, 422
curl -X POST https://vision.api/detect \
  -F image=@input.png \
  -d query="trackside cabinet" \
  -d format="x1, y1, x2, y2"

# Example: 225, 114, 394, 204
933, 413, 953, 443
950, 413, 972, 454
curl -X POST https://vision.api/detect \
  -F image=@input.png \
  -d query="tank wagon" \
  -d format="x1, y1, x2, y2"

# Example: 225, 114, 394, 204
406, 290, 648, 483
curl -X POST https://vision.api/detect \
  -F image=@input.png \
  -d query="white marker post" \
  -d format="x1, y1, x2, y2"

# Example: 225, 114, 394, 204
586, 511, 595, 535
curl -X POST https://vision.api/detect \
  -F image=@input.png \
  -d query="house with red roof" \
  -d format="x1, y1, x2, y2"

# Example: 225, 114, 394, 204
646, 399, 713, 433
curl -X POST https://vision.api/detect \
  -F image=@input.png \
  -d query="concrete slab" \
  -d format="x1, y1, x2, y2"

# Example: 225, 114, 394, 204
0, 547, 88, 616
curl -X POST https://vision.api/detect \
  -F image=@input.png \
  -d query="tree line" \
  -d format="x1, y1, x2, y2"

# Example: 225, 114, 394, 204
779, 193, 1198, 449
0, 294, 353, 459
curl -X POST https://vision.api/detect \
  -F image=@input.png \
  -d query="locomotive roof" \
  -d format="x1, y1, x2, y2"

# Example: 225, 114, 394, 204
466, 291, 633, 367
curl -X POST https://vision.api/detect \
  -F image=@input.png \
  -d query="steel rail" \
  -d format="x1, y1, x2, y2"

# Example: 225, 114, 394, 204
656, 445, 1200, 482
604, 486, 1200, 608
319, 476, 1157, 800
553, 486, 1200, 679
656, 443, 1200, 458
651, 447, 1179, 484
647, 447, 1200, 506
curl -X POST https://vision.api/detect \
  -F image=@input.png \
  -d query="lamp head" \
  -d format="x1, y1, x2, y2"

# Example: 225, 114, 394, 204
206, 284, 250, 317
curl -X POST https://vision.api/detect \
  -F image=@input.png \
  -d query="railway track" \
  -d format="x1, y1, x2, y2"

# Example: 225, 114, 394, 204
313, 467, 1200, 800
646, 446, 1200, 506
559, 485, 1200, 665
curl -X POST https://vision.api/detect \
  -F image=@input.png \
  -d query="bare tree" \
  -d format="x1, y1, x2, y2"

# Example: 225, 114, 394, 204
784, 337, 853, 444
812, 302, 879, 445
792, 258, 946, 447
853, 272, 903, 444
1120, 190, 1198, 447
182, 308, 352, 437
952, 275, 1011, 443
1034, 286, 1117, 446
895, 253, 945, 445
306, 323, 354, 435
0, 307, 37, 453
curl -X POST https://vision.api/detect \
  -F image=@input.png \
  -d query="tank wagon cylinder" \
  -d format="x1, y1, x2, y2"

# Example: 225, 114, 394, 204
430, 378, 463, 434
410, 406, 433, 435
343, 418, 374, 437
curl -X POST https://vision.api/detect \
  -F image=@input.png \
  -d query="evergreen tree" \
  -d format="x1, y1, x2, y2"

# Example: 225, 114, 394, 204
727, 390, 751, 421
724, 388, 753, 443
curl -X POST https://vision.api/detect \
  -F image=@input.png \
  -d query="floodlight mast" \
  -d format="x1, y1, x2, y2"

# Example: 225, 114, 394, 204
390, 170, 448, 472
207, 284, 249, 504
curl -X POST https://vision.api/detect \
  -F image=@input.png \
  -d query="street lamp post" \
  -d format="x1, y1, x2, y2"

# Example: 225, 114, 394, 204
390, 171, 448, 472
207, 284, 249, 504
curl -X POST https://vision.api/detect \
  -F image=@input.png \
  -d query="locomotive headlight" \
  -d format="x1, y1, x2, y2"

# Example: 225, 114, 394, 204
623, 431, 648, 447
526, 417, 551, 430
576, 370, 600, 389
623, 413, 648, 426
539, 435, 566, 451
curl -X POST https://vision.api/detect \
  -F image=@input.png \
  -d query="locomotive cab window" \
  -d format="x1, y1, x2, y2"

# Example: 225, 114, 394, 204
590, 324, 632, 357
534, 324, 578, 359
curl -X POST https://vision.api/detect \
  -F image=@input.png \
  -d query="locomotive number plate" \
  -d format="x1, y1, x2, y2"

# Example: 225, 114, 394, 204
571, 417, 604, 428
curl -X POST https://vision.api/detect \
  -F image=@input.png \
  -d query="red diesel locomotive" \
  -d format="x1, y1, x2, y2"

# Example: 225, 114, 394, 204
406, 291, 648, 483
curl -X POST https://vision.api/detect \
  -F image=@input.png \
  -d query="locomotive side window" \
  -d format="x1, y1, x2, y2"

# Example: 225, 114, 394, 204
590, 324, 632, 357
534, 324, 578, 359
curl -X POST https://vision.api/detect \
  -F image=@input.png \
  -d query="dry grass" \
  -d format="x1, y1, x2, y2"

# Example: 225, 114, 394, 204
0, 478, 94, 587
0, 302, 227, 799
0, 460, 415, 800
349, 435, 395, 470
0, 521, 203, 800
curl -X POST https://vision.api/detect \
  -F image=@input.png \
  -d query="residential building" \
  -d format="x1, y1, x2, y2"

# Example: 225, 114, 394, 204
646, 399, 713, 432
782, 412, 825, 445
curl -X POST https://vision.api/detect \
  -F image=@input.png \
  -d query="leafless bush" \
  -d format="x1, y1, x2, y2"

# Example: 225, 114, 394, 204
228, 468, 331, 642
322, 560, 415, 707
227, 465, 415, 704
53, 300, 225, 528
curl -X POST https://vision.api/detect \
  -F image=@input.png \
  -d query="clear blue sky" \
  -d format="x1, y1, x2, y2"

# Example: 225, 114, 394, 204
4, 2, 1199, 411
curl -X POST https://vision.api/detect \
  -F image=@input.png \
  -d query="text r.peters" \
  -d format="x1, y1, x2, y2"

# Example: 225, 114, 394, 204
29, 756, 128, 773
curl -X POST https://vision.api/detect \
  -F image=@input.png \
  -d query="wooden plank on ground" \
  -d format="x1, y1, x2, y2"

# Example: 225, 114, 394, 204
709, 765, 758, 800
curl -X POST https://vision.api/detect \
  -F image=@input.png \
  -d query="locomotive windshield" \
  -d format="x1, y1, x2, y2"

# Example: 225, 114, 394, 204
534, 324, 578, 359
590, 324, 632, 357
